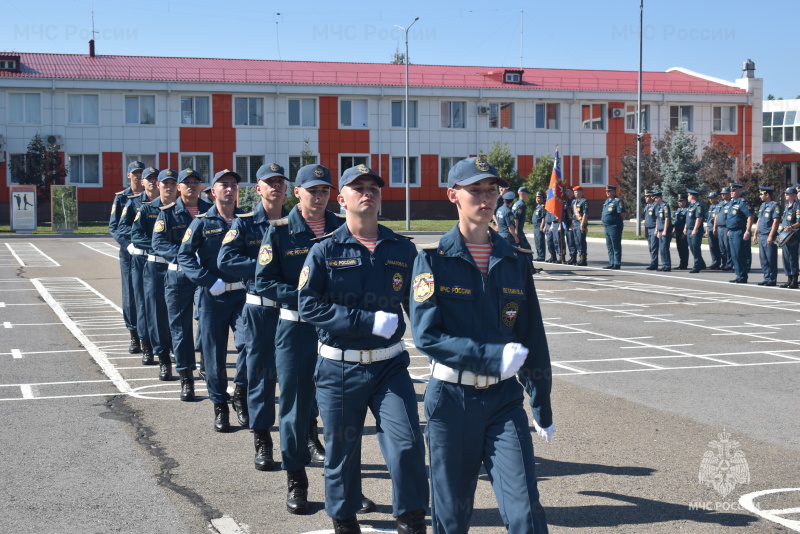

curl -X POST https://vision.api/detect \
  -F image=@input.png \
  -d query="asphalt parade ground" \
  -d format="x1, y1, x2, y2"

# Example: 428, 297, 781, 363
1, 233, 799, 534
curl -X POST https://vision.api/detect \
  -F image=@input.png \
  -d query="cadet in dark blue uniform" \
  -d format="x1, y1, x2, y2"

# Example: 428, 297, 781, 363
685, 189, 707, 273
726, 183, 756, 283
178, 169, 247, 432
755, 186, 781, 286
543, 205, 560, 263
562, 187, 576, 264
653, 192, 672, 271
131, 169, 178, 380
218, 163, 288, 464
601, 184, 626, 269
532, 192, 546, 261
152, 168, 212, 401
779, 187, 800, 289
706, 192, 721, 269
495, 191, 518, 246
410, 156, 552, 534
572, 186, 589, 266
110, 160, 145, 354
298, 164, 428, 534
715, 187, 733, 270
643, 191, 658, 269
512, 187, 531, 250
673, 194, 689, 270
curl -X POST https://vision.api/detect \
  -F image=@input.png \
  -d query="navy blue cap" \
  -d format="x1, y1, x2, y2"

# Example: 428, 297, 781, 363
128, 160, 145, 173
340, 164, 384, 189
536, 191, 545, 198
678, 194, 688, 201
502, 191, 516, 201
211, 169, 242, 185
651, 191, 662, 197
142, 166, 159, 180
202, 185, 212, 194
157, 169, 178, 182
518, 186, 530, 194
785, 187, 798, 195
178, 168, 201, 183
447, 157, 508, 188
721, 186, 731, 193
759, 186, 773, 194
730, 182, 744, 189
605, 184, 617, 191
256, 163, 288, 182
708, 191, 718, 198
295, 164, 333, 189
687, 189, 700, 196
644, 190, 652, 196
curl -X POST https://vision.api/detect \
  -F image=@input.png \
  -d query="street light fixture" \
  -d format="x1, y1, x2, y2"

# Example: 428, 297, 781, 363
394, 17, 419, 231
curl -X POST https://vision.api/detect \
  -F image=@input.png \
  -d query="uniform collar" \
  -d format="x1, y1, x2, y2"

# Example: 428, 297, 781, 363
437, 224, 519, 267
175, 197, 211, 214
288, 206, 340, 235
205, 203, 243, 221
331, 220, 401, 246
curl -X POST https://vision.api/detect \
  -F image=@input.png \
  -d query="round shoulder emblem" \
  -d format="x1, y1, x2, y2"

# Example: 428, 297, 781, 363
298, 265, 310, 289
502, 302, 519, 327
222, 229, 238, 245
413, 272, 434, 302
392, 272, 404, 292
154, 219, 165, 233
182, 227, 193, 243
258, 244, 273, 266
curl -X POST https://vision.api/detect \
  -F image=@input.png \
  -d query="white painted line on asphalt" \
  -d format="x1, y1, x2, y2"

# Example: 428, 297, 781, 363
80, 242, 120, 258
210, 515, 249, 534
625, 359, 664, 369
20, 385, 34, 399
11, 349, 22, 359
5, 242, 25, 266
551, 362, 588, 374
739, 488, 800, 532
3, 322, 10, 328
26, 243, 60, 266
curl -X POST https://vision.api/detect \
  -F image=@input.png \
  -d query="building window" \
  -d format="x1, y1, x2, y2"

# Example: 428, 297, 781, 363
625, 104, 650, 132
504, 72, 521, 83
535, 103, 560, 130
440, 157, 465, 186
391, 100, 418, 128
67, 94, 99, 125
68, 154, 100, 185
9, 93, 41, 124
581, 158, 605, 185
235, 155, 265, 184
8, 154, 27, 184
125, 154, 157, 172
288, 99, 316, 127
713, 106, 736, 133
340, 156, 369, 174
441, 101, 466, 129
180, 155, 212, 182
234, 97, 264, 126
489, 102, 514, 129
0, 60, 16, 70
181, 96, 210, 125
669, 105, 694, 131
289, 154, 319, 180
581, 104, 606, 130
125, 95, 155, 125
391, 156, 419, 186
762, 111, 799, 143
340, 100, 368, 128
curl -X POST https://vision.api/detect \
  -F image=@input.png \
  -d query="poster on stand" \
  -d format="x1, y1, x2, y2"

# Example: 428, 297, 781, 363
51, 185, 79, 232
9, 185, 37, 233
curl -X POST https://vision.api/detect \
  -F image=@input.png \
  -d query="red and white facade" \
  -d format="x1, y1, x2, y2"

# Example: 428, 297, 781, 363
0, 52, 763, 220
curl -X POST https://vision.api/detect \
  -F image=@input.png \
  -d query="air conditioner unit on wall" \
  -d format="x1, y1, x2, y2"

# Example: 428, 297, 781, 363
610, 108, 625, 119
46, 135, 64, 147
478, 105, 490, 115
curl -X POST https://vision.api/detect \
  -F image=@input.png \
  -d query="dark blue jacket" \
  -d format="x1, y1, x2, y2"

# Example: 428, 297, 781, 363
131, 196, 165, 254
643, 202, 658, 228
757, 201, 781, 235
495, 204, 515, 240
725, 197, 754, 231
532, 204, 546, 228
573, 197, 588, 224
686, 201, 706, 236
177, 204, 245, 288
512, 200, 527, 233
656, 203, 672, 233
152, 198, 212, 264
116, 191, 150, 248
109, 187, 134, 246
601, 196, 626, 226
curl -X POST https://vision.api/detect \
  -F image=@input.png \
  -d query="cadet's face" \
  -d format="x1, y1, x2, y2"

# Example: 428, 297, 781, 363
142, 176, 159, 194
158, 178, 178, 203
731, 188, 742, 199
536, 196, 544, 204
179, 177, 201, 201
214, 177, 238, 204
128, 170, 143, 186
256, 176, 287, 203
605, 190, 614, 198
296, 185, 331, 216
338, 178, 381, 215
447, 178, 499, 224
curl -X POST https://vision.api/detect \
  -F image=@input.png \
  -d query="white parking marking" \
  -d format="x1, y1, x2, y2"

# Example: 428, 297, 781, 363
11, 349, 23, 359
80, 242, 120, 258
4, 242, 60, 267
739, 488, 800, 532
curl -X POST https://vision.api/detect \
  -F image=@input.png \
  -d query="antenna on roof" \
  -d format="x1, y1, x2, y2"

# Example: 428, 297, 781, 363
520, 8, 523, 68
89, 1, 98, 58
275, 13, 282, 61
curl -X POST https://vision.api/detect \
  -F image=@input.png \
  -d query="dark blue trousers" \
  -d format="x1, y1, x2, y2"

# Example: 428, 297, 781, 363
758, 237, 778, 282
130, 254, 149, 343
604, 224, 623, 267
645, 226, 658, 267
783, 237, 800, 276
533, 227, 545, 260
708, 225, 721, 267
565, 226, 577, 257
197, 288, 246, 404
143, 260, 172, 356
573, 227, 587, 258
688, 231, 706, 271
658, 229, 672, 269
718, 227, 732, 268
165, 269, 196, 373
118, 248, 136, 331
545, 224, 560, 258
728, 229, 751, 281
240, 301, 279, 430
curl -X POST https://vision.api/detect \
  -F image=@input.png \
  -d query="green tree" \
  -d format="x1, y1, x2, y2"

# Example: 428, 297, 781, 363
698, 136, 737, 195
391, 47, 406, 65
659, 128, 701, 209
9, 133, 68, 204
484, 141, 520, 191
740, 159, 785, 208
614, 136, 661, 217
524, 153, 554, 201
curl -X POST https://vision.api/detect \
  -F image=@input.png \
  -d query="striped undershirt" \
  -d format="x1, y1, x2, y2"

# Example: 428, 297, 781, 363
306, 218, 326, 238
353, 234, 378, 253
185, 206, 199, 218
466, 242, 492, 275
223, 216, 233, 226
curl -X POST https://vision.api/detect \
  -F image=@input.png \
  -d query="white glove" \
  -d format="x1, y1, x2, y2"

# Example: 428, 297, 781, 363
500, 342, 528, 375
372, 311, 399, 339
209, 278, 227, 296
126, 243, 135, 255
532, 419, 555, 443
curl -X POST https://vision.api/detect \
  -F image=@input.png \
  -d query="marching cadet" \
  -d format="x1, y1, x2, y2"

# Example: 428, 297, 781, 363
532, 191, 546, 261
601, 184, 626, 269
779, 187, 800, 289
495, 191, 518, 246
131, 169, 177, 380
152, 168, 212, 401
118, 167, 161, 364
178, 169, 247, 432
297, 164, 428, 534
218, 163, 288, 466
673, 194, 689, 270
562, 187, 576, 264
643, 191, 658, 270
715, 187, 733, 271
572, 186, 589, 266
410, 156, 552, 534
685, 189, 707, 273
726, 182, 756, 284
755, 186, 782, 286
653, 192, 672, 271
706, 192, 721, 269
109, 160, 145, 355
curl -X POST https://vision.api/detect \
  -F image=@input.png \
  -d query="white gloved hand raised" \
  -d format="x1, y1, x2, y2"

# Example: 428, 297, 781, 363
532, 419, 555, 443
126, 243, 135, 255
500, 342, 528, 375
209, 278, 227, 296
372, 311, 399, 339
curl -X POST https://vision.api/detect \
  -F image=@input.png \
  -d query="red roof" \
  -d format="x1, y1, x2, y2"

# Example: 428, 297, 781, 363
0, 53, 745, 94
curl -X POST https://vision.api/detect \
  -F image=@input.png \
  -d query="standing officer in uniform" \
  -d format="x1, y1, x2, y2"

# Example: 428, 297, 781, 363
572, 186, 589, 266
754, 186, 782, 286
562, 188, 576, 264
532, 192, 546, 261
653, 192, 672, 271
726, 182, 756, 284
601, 184, 626, 269
673, 194, 689, 270
512, 187, 531, 250
685, 189, 707, 273
152, 168, 212, 401
298, 164, 428, 534
495, 191, 518, 247
410, 157, 552, 534
779, 187, 800, 289
643, 191, 658, 270
706, 192, 721, 269
543, 202, 560, 263
715, 187, 733, 271
178, 169, 247, 432
110, 161, 145, 354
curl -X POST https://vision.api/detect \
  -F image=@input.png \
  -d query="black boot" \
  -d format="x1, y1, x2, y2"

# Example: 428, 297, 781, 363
578, 255, 588, 266
358, 494, 376, 514
286, 469, 310, 515
559, 253, 566, 264
213, 403, 230, 433
128, 331, 141, 354
253, 429, 275, 471
198, 358, 206, 381
308, 417, 325, 465
568, 256, 577, 265
396, 509, 427, 534
158, 353, 172, 381
331, 516, 360, 534
231, 385, 249, 426
141, 339, 154, 365
179, 369, 195, 402
789, 275, 799, 289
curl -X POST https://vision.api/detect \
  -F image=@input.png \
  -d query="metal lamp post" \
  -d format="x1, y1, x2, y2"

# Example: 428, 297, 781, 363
395, 17, 419, 231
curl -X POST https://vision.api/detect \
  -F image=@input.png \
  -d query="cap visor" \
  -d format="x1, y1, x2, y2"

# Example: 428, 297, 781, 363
453, 174, 509, 188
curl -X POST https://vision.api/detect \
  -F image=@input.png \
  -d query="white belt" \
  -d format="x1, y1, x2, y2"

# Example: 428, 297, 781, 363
147, 254, 167, 264
130, 246, 147, 256
223, 282, 245, 292
167, 263, 182, 271
246, 293, 277, 308
279, 309, 306, 322
318, 341, 404, 364
430, 362, 515, 389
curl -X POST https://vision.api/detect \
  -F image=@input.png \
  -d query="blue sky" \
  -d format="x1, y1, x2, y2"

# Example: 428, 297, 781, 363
4, 0, 796, 99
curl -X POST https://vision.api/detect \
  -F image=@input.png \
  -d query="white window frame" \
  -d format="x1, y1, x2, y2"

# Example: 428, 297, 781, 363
180, 95, 211, 126
124, 154, 158, 175
9, 93, 41, 124
289, 154, 319, 180
505, 72, 521, 83
179, 153, 213, 183
234, 97, 264, 127
440, 101, 466, 129
670, 105, 694, 131
439, 157, 465, 187
124, 95, 156, 125
0, 60, 17, 70
234, 154, 266, 184
339, 99, 368, 128
535, 103, 560, 130
390, 156, 420, 187
67, 93, 100, 126
713, 105, 737, 134
625, 103, 650, 133
489, 102, 515, 130
391, 100, 418, 128
581, 103, 606, 131
67, 153, 102, 187
288, 98, 317, 127
339, 155, 370, 176
580, 158, 606, 186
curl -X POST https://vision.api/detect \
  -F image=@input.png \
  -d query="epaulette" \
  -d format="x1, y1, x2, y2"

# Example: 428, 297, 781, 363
269, 216, 289, 227
126, 193, 138, 199
196, 212, 207, 218
420, 241, 440, 250
399, 234, 414, 240
311, 231, 336, 242
335, 212, 346, 219
159, 202, 176, 211
237, 211, 255, 218
514, 246, 534, 255
115, 190, 126, 196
